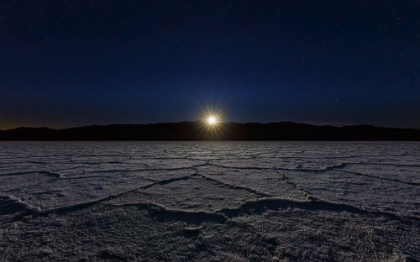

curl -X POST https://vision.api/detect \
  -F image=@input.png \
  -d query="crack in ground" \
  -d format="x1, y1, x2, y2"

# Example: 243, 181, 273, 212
0, 171, 62, 179
88, 163, 207, 174
208, 163, 420, 187
141, 171, 198, 189
338, 170, 420, 186
356, 162, 420, 168
192, 173, 271, 198
275, 171, 311, 199
207, 163, 350, 173
0, 170, 199, 234
40, 169, 199, 216
217, 197, 420, 223
110, 197, 420, 226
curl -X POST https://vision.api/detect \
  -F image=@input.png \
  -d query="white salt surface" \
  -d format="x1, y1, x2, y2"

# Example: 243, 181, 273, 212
0, 141, 419, 261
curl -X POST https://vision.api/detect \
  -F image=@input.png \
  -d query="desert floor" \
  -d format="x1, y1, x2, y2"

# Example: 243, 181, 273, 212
1, 141, 419, 261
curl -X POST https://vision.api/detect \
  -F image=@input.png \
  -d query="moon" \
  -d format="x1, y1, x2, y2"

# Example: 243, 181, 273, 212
208, 116, 216, 125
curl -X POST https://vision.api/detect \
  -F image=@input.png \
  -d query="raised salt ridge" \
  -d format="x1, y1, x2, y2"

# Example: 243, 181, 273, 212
0, 141, 419, 261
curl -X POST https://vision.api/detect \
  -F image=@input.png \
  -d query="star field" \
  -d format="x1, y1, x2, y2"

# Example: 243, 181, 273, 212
0, 1, 419, 129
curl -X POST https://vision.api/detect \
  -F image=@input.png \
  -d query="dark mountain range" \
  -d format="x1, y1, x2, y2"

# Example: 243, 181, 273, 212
0, 122, 419, 141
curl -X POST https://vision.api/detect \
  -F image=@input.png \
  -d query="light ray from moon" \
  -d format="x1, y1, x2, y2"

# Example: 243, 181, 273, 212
196, 106, 226, 140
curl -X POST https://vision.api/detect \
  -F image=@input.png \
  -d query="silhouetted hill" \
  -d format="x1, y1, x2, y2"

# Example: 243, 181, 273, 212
0, 122, 419, 141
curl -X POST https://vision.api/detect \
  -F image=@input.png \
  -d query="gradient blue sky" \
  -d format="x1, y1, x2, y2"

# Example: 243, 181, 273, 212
1, 0, 419, 129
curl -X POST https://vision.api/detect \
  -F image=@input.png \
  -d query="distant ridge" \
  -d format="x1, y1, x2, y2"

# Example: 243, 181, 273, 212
0, 122, 419, 141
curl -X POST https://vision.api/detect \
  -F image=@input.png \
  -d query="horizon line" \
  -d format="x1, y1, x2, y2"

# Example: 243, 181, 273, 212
1, 121, 419, 132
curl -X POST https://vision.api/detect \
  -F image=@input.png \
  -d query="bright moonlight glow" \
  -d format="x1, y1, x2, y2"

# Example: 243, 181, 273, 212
208, 117, 216, 125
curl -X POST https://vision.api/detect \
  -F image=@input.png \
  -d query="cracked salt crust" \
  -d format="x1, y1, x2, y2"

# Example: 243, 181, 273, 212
0, 141, 419, 261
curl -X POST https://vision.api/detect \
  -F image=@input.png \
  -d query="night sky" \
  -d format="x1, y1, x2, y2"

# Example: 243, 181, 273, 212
1, 1, 419, 130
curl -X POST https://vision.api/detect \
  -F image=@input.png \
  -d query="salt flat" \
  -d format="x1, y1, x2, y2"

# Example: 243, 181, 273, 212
0, 141, 419, 261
